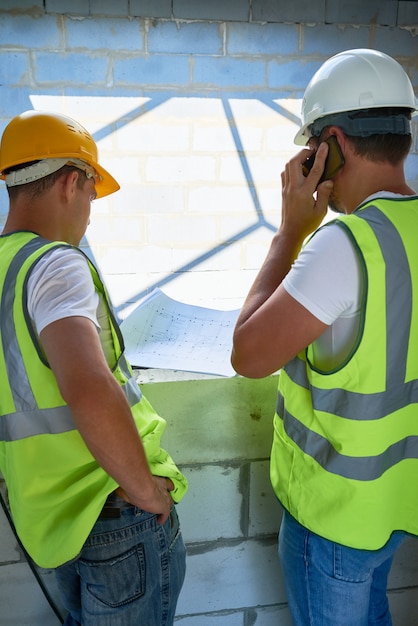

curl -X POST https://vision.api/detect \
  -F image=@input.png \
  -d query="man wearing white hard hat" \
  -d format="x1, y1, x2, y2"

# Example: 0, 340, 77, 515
232, 49, 418, 624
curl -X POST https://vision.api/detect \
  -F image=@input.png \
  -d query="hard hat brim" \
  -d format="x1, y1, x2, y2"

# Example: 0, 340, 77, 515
94, 163, 120, 198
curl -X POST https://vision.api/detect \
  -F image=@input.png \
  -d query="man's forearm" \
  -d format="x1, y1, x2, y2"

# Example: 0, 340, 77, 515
40, 316, 168, 509
69, 375, 174, 523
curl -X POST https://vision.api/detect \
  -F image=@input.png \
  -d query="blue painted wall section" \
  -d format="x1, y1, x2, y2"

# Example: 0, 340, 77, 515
0, 6, 416, 317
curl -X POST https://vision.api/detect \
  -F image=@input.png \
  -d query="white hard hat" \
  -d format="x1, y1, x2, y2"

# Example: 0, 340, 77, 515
295, 48, 418, 145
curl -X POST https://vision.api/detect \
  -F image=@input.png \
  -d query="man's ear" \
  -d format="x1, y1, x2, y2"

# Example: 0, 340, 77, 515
329, 127, 347, 154
60, 170, 80, 203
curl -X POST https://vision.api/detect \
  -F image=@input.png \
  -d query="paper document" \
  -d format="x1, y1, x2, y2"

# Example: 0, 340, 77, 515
120, 289, 240, 377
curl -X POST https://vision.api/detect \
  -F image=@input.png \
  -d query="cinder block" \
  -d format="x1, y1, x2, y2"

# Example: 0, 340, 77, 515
252, 0, 326, 24
34, 52, 108, 85
219, 155, 283, 184
0, 562, 63, 626
388, 536, 418, 590
97, 245, 144, 274
114, 184, 185, 214
147, 213, 218, 245
0, 14, 60, 48
374, 26, 418, 56
388, 586, 418, 625
176, 464, 244, 543
0, 51, 28, 85
117, 121, 190, 153
325, 0, 397, 26
114, 55, 190, 86
90, 215, 145, 244
268, 58, 320, 90
302, 24, 370, 55
0, 0, 43, 9
249, 461, 283, 537
227, 22, 298, 55
140, 376, 279, 465
148, 21, 223, 55
130, 0, 172, 18
146, 156, 216, 184
45, 0, 89, 15
173, 0, 249, 22
66, 16, 145, 51
0, 88, 43, 118
89, 0, 128, 16
193, 57, 266, 88
398, 1, 418, 26
188, 186, 255, 214
266, 118, 302, 151
176, 538, 286, 615
192, 125, 239, 152
99, 155, 142, 187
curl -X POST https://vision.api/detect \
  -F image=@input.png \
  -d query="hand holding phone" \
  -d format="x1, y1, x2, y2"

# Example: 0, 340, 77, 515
302, 136, 345, 184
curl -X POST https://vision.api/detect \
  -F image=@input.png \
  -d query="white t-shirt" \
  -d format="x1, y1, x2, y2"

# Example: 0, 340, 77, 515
27, 247, 114, 362
283, 223, 362, 370
282, 193, 406, 370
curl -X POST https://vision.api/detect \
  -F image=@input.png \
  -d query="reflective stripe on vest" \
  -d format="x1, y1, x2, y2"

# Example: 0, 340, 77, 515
276, 204, 417, 481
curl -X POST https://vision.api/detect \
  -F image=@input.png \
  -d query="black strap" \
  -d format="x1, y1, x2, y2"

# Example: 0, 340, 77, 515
0, 488, 65, 624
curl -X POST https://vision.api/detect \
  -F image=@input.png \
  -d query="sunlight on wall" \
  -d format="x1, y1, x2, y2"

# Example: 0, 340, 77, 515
30, 93, 304, 317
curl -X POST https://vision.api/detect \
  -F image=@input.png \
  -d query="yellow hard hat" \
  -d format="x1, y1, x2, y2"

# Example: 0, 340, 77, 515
0, 110, 120, 198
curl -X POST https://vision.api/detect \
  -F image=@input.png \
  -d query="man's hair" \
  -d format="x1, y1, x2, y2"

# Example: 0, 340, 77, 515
320, 108, 412, 165
348, 108, 412, 164
5, 163, 88, 201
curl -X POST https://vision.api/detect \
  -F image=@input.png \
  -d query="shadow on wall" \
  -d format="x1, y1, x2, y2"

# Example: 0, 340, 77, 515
26, 89, 304, 316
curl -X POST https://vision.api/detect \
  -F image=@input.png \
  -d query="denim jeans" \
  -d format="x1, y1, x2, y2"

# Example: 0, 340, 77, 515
55, 505, 186, 626
278, 509, 406, 626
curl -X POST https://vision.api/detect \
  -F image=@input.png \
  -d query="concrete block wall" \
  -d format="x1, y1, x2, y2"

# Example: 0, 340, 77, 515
0, 2, 418, 624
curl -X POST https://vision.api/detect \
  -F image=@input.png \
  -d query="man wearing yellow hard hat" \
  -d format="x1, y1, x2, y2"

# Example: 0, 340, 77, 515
0, 110, 188, 625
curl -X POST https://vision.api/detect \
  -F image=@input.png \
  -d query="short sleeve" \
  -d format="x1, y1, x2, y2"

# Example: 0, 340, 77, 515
27, 247, 100, 335
282, 223, 362, 325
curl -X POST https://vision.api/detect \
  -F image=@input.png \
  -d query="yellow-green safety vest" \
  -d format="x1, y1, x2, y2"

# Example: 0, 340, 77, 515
271, 195, 418, 550
0, 231, 188, 568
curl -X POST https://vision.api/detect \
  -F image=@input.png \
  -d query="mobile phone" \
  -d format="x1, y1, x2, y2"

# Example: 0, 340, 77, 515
302, 135, 345, 183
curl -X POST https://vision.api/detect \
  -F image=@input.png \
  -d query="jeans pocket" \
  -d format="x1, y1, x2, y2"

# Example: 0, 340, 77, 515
78, 544, 146, 608
168, 507, 184, 554
333, 543, 373, 583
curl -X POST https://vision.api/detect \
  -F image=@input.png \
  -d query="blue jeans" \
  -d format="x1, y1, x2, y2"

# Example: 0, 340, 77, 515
278, 509, 406, 626
55, 506, 186, 626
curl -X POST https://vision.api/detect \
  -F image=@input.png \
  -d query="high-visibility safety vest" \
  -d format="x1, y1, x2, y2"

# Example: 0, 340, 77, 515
271, 195, 418, 550
0, 231, 188, 568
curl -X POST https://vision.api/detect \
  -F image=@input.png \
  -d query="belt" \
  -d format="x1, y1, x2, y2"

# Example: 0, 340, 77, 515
99, 505, 122, 519
99, 492, 134, 519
